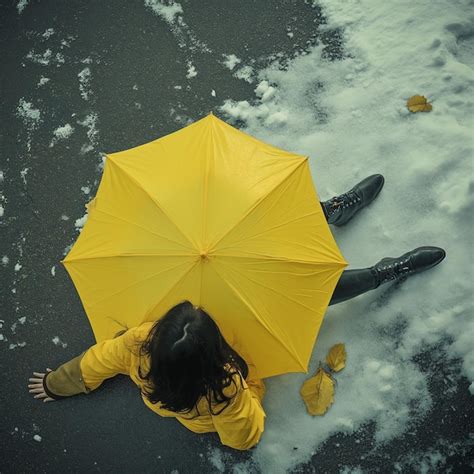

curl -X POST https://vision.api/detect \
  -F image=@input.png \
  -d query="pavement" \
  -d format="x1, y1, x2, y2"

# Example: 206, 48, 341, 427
1, 1, 472, 473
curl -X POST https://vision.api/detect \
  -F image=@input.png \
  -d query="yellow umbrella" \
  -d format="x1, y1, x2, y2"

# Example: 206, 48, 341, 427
61, 112, 348, 379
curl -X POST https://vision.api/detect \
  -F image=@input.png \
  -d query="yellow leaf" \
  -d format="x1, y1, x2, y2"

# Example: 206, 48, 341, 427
326, 343, 346, 372
407, 95, 432, 112
300, 367, 335, 416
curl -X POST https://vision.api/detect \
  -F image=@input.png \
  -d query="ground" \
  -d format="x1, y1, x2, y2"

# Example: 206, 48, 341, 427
1, 1, 473, 473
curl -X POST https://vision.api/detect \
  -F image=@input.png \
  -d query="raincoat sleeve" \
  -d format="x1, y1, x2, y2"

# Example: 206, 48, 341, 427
43, 328, 135, 400
211, 373, 266, 451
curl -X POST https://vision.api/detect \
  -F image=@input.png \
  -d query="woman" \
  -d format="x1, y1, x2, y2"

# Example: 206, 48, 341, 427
28, 174, 446, 451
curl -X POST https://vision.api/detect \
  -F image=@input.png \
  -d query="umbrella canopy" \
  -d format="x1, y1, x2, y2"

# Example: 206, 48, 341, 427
61, 112, 348, 379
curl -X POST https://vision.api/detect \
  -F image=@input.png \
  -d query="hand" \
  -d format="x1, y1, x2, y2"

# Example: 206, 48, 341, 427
28, 368, 56, 403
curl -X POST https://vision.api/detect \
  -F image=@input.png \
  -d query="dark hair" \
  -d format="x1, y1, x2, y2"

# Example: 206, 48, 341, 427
134, 300, 249, 418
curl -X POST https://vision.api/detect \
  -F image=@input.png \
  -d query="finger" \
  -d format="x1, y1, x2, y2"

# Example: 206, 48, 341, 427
34, 392, 47, 399
29, 388, 44, 393
33, 372, 45, 377
29, 378, 43, 383
43, 397, 55, 403
29, 386, 44, 393
47, 368, 53, 371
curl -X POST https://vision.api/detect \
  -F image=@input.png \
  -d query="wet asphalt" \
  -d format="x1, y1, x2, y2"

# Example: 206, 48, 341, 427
1, 1, 472, 473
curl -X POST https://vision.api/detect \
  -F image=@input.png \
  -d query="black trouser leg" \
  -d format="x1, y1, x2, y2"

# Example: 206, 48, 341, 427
320, 200, 378, 305
328, 268, 378, 306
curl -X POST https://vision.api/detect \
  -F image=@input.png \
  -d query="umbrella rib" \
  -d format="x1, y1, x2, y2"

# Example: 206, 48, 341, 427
230, 166, 307, 244
218, 267, 334, 292
222, 263, 332, 315
142, 260, 199, 321
215, 210, 322, 251
210, 159, 306, 252
202, 116, 212, 247
214, 252, 348, 267
92, 207, 194, 252
212, 263, 306, 369
218, 237, 345, 262
88, 259, 194, 310
109, 159, 195, 250
63, 254, 195, 262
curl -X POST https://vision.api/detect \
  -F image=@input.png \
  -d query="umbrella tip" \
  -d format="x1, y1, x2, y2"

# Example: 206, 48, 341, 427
209, 111, 214, 116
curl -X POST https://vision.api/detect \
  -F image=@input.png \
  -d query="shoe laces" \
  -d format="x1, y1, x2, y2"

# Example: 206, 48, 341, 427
375, 257, 413, 283
325, 191, 362, 216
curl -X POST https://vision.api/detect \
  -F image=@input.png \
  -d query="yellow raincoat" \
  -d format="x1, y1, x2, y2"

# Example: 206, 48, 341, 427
43, 321, 266, 451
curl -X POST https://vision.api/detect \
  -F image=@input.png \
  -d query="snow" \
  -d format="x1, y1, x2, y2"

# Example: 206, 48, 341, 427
14, 263, 22, 272
74, 213, 88, 231
17, 0, 29, 14
16, 99, 41, 126
98, 154, 107, 172
62, 243, 74, 256
78, 67, 92, 100
8, 0, 472, 470
144, 0, 183, 24
222, 53, 241, 71
53, 124, 74, 139
81, 186, 90, 194
16, 100, 41, 152
26, 48, 64, 66
52, 336, 68, 348
10, 342, 26, 349
26, 48, 52, 65
0, 170, 4, 182
51, 266, 56, 276
0, 205, 3, 217
210, 0, 473, 472
233, 64, 254, 83
42, 28, 55, 39
208, 447, 226, 472
77, 112, 99, 154
20, 168, 29, 185
254, 80, 276, 102
50, 123, 74, 147
33, 434, 42, 442
37, 76, 50, 87
144, 0, 212, 53
186, 61, 197, 79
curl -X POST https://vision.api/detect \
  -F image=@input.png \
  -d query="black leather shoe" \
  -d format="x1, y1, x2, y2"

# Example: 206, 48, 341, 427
321, 174, 385, 226
371, 246, 446, 288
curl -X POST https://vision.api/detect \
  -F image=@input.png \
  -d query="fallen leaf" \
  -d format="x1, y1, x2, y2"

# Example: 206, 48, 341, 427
300, 367, 335, 416
326, 343, 346, 372
407, 95, 432, 112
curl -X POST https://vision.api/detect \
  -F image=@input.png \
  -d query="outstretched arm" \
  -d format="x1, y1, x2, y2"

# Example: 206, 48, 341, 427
28, 328, 134, 402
